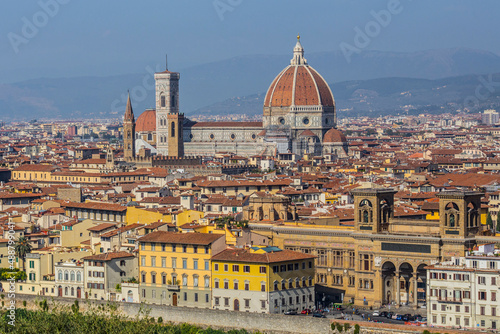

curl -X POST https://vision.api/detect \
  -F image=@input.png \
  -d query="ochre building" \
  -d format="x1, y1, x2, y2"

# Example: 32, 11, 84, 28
248, 188, 497, 309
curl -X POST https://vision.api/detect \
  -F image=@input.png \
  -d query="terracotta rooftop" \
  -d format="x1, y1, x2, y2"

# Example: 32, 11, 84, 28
82, 251, 134, 261
138, 231, 224, 245
211, 247, 316, 264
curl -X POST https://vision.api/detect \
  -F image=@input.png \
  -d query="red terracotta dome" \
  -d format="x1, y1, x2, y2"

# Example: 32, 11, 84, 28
323, 128, 347, 143
263, 38, 334, 108
136, 109, 156, 132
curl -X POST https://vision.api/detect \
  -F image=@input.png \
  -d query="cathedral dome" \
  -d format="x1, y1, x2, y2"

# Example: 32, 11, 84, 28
323, 128, 347, 143
263, 37, 334, 108
136, 109, 156, 132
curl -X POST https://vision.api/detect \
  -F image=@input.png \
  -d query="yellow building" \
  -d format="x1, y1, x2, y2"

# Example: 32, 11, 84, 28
126, 206, 171, 226
137, 231, 226, 307
211, 246, 316, 313
11, 164, 55, 182
248, 189, 491, 309
126, 206, 203, 227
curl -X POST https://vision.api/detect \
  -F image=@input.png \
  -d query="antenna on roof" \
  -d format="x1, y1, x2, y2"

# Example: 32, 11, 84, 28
165, 54, 168, 71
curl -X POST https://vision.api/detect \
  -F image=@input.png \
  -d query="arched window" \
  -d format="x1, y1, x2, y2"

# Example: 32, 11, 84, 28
161, 95, 165, 107
58, 270, 62, 281
70, 271, 75, 281
76, 272, 81, 282
65, 287, 68, 295
64, 271, 69, 281
171, 122, 175, 137
363, 211, 369, 223
71, 287, 74, 296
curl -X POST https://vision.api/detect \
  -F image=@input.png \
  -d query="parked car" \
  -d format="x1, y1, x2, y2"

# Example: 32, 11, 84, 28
284, 310, 297, 315
379, 311, 388, 317
301, 309, 312, 315
372, 310, 380, 317
414, 315, 423, 322
395, 314, 403, 320
312, 312, 326, 318
386, 312, 393, 319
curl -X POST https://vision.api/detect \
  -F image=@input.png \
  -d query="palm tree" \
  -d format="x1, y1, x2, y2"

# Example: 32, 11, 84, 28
15, 236, 32, 271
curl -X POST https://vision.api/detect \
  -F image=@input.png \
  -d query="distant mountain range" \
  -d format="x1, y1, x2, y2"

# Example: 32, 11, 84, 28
193, 74, 500, 117
2, 48, 500, 121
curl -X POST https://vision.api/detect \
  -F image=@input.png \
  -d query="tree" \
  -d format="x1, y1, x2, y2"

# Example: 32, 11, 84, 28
15, 236, 32, 271
497, 214, 500, 233
486, 212, 493, 230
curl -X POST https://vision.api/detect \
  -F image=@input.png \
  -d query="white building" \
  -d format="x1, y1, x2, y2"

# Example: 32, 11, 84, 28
426, 244, 500, 331
55, 260, 85, 299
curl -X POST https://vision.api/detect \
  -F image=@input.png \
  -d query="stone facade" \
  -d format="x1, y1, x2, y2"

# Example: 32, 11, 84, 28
248, 189, 490, 309
125, 38, 348, 160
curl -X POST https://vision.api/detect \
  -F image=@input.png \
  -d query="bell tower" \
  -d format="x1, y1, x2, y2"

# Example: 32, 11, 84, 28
437, 191, 483, 238
155, 56, 182, 156
123, 93, 135, 161
351, 188, 396, 233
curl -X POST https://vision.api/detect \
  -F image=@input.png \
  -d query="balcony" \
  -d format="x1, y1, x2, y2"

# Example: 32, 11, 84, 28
167, 285, 180, 291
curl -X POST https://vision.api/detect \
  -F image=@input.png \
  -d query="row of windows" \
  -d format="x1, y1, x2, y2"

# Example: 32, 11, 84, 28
141, 273, 210, 287
214, 263, 265, 273
272, 277, 313, 291
141, 290, 209, 304
214, 297, 266, 309
87, 283, 104, 289
432, 315, 497, 329
141, 256, 209, 270
272, 261, 312, 273
431, 272, 470, 281
88, 271, 104, 278
430, 289, 497, 301
214, 279, 264, 291
273, 294, 313, 307
140, 243, 209, 254
57, 270, 82, 282
72, 211, 123, 222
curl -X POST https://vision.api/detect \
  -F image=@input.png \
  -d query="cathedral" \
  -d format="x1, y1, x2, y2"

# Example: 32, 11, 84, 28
123, 37, 349, 161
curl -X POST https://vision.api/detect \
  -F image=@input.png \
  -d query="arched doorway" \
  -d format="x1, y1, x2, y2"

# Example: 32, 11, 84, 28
127, 290, 133, 302
77, 287, 81, 298
172, 293, 178, 306
234, 299, 240, 311
382, 261, 396, 305
416, 264, 428, 306
399, 262, 414, 306
58, 285, 62, 297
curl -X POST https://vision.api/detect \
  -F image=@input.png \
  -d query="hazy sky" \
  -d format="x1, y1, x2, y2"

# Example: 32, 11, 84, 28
1, 0, 499, 83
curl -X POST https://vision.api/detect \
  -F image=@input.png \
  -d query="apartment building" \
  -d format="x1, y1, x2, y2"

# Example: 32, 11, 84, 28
82, 251, 137, 301
137, 231, 225, 307
426, 244, 500, 331
211, 246, 316, 313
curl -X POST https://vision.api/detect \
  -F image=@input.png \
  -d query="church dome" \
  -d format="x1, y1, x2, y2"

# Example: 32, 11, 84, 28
263, 37, 334, 108
136, 109, 156, 132
323, 128, 347, 143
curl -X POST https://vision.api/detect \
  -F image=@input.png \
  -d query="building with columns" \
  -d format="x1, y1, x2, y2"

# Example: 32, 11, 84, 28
247, 189, 494, 309
123, 37, 349, 160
